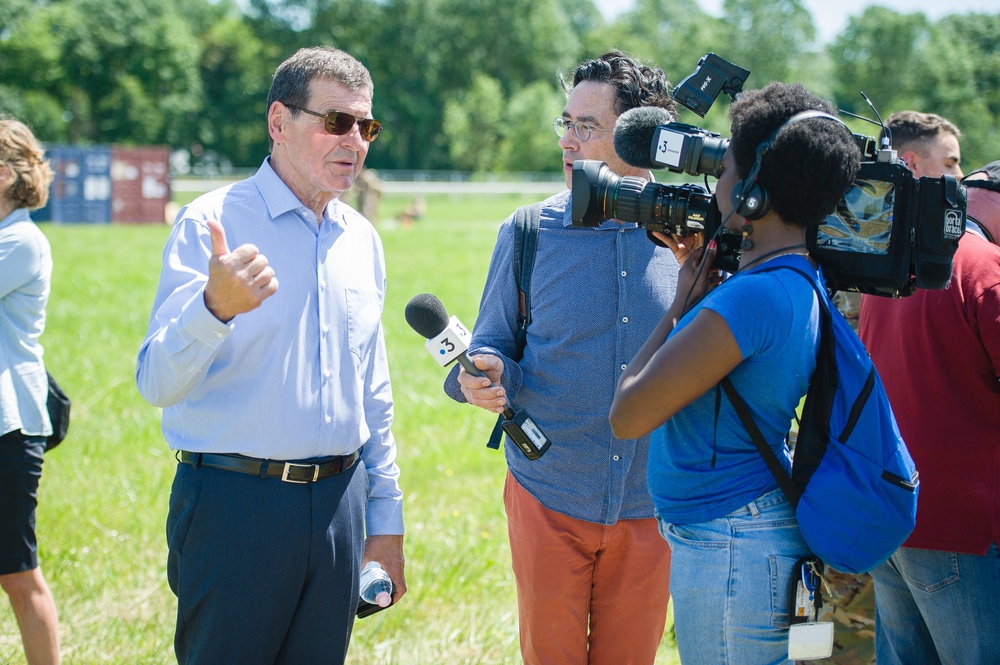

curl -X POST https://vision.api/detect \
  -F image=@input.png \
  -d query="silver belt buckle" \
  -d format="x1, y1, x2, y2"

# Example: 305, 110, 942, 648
281, 462, 320, 483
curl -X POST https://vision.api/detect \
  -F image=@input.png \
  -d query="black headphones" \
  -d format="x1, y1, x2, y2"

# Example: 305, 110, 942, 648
731, 110, 852, 221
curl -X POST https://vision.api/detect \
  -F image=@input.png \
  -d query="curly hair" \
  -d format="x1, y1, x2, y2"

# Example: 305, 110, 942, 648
728, 82, 860, 228
561, 49, 677, 118
0, 117, 54, 211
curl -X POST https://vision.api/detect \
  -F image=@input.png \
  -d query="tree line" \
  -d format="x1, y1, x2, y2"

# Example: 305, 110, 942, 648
2, 0, 998, 173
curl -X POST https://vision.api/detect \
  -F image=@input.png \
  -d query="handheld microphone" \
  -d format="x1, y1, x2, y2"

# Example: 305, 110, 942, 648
614, 106, 728, 177
405, 293, 551, 460
613, 106, 674, 169
404, 292, 485, 378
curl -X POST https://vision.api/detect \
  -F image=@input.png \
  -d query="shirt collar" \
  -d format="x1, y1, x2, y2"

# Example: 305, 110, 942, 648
251, 157, 340, 224
0, 207, 31, 230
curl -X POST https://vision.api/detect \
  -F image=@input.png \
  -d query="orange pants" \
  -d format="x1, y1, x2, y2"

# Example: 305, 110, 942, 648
504, 472, 672, 665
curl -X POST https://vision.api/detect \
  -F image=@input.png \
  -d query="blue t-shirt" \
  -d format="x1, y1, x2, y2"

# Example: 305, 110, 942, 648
647, 257, 820, 524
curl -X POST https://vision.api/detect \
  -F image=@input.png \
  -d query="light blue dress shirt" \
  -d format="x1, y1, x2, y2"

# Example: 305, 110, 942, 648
0, 207, 52, 437
136, 159, 402, 534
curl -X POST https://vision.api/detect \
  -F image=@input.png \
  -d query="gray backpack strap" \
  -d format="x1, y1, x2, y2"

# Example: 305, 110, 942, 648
487, 202, 542, 450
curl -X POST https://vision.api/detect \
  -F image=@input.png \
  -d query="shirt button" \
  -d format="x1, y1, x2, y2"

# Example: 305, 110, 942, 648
319, 280, 326, 289
613, 455, 620, 461
621, 364, 627, 371
621, 271, 627, 277
325, 415, 332, 423
322, 325, 329, 334
622, 316, 629, 323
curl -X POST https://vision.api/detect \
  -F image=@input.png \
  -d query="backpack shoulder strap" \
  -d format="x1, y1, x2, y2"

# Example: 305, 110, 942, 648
487, 201, 542, 451
511, 202, 543, 362
721, 377, 802, 506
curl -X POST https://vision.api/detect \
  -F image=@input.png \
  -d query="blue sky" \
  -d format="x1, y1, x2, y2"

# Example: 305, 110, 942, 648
593, 0, 1000, 44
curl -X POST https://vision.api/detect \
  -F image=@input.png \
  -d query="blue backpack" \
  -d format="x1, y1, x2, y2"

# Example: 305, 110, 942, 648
722, 258, 919, 574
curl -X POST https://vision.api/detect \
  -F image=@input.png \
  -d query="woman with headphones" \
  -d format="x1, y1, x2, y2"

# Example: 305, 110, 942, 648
610, 82, 860, 664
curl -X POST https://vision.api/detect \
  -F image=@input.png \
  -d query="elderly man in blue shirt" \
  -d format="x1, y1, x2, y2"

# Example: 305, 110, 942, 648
444, 50, 679, 665
137, 46, 404, 665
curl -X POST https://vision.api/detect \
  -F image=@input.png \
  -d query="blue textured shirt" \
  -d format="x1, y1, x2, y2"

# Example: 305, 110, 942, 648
0, 208, 52, 437
444, 190, 679, 524
136, 159, 402, 535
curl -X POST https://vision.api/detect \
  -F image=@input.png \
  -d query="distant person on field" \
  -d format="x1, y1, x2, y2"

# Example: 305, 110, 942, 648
136, 46, 405, 665
857, 158, 1000, 664
0, 116, 61, 665
444, 50, 678, 664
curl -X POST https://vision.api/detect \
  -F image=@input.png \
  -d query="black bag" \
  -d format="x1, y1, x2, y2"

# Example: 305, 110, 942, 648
45, 371, 70, 451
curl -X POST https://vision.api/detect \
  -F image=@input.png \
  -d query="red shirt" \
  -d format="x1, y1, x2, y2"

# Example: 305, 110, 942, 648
859, 233, 1000, 555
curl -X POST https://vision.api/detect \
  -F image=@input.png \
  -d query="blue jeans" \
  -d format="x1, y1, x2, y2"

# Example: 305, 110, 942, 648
659, 488, 811, 665
871, 543, 1000, 665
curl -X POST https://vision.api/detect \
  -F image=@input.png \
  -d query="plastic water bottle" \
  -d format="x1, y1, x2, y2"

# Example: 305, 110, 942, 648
359, 561, 393, 608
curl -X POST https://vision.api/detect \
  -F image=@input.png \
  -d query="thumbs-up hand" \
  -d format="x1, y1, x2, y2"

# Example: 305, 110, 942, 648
203, 220, 279, 323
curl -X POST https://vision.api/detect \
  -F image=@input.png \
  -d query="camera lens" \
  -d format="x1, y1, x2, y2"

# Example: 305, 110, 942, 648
696, 136, 728, 179
571, 160, 713, 236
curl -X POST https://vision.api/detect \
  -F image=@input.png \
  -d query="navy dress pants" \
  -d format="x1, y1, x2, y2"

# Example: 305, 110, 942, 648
166, 458, 366, 665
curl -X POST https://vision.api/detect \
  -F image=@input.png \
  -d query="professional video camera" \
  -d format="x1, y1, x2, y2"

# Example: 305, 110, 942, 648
808, 150, 966, 296
571, 53, 747, 272
571, 53, 967, 296
571, 159, 741, 274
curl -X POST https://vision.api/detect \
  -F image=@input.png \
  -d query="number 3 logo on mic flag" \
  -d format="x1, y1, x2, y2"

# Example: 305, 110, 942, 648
424, 316, 472, 367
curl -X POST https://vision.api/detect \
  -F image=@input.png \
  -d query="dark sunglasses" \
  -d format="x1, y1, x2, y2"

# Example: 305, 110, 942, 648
284, 104, 382, 142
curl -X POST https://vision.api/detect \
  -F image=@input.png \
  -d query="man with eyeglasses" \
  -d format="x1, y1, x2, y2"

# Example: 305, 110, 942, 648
443, 50, 678, 664
137, 46, 404, 665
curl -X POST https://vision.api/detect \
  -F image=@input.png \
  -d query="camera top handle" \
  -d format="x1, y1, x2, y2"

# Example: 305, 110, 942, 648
671, 53, 750, 118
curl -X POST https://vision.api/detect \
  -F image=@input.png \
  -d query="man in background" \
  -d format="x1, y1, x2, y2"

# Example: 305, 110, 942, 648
817, 110, 965, 665
444, 50, 678, 664
137, 46, 404, 664
857, 156, 1000, 663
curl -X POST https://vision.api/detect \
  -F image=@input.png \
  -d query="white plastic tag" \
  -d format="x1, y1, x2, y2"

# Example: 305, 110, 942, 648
788, 621, 834, 659
653, 126, 685, 170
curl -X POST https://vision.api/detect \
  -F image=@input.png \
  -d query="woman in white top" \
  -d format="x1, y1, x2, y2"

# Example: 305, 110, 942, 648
0, 116, 60, 665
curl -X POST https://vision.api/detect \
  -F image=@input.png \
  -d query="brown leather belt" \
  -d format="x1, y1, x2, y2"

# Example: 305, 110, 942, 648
178, 449, 361, 484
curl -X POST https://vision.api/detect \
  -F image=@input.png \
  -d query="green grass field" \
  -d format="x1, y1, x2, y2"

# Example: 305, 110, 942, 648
0, 192, 679, 664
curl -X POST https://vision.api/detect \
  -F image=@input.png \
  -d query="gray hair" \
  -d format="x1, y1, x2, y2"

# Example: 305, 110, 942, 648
266, 47, 374, 149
